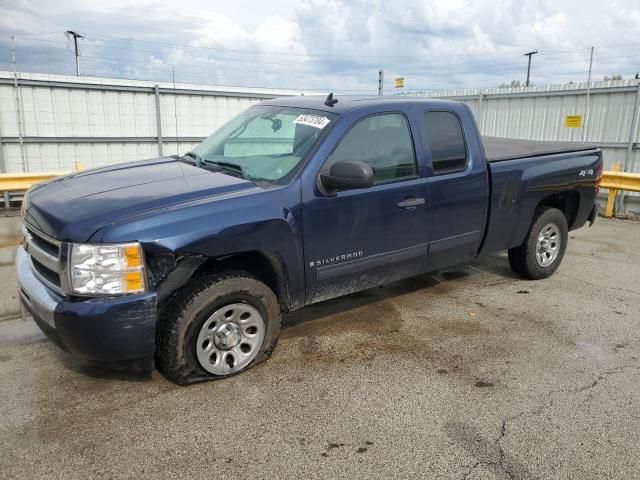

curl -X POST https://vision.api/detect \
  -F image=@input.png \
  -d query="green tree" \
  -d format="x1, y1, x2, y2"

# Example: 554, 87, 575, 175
499, 80, 523, 88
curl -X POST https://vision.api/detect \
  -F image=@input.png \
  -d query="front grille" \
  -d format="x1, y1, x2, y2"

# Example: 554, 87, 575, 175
29, 229, 59, 257
23, 224, 63, 293
31, 257, 62, 287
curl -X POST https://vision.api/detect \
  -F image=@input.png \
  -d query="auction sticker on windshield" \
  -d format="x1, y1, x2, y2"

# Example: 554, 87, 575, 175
294, 114, 331, 129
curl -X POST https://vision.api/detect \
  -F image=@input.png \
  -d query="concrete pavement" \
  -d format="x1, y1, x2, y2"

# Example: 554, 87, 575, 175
0, 216, 638, 479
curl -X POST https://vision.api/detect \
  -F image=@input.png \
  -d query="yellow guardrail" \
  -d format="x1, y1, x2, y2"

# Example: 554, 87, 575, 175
0, 171, 70, 192
601, 163, 640, 217
0, 163, 83, 195
1, 164, 638, 217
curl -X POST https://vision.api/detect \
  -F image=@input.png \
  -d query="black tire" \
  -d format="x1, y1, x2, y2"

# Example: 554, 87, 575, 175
508, 207, 568, 280
156, 271, 280, 385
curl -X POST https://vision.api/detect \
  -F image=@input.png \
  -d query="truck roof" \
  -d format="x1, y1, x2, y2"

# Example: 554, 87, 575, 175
262, 96, 600, 162
260, 95, 461, 115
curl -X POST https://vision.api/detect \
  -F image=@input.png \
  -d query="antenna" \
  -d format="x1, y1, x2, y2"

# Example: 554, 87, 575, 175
324, 92, 338, 107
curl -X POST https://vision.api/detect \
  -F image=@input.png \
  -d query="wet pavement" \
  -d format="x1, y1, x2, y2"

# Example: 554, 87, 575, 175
0, 211, 21, 320
0, 217, 638, 479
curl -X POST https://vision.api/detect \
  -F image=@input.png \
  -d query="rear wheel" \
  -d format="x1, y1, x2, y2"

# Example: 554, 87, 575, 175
508, 207, 568, 280
156, 271, 280, 384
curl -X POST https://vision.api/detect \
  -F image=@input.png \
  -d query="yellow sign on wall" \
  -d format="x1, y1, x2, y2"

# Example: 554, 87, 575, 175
565, 115, 582, 128
394, 78, 405, 88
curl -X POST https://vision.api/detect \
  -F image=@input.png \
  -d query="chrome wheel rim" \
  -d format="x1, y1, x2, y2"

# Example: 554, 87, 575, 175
536, 223, 561, 267
195, 303, 265, 375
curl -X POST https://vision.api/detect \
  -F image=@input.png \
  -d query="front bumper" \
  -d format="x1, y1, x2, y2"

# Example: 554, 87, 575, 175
16, 246, 157, 363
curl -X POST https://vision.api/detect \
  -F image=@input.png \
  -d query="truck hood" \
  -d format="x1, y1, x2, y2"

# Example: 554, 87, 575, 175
23, 157, 260, 241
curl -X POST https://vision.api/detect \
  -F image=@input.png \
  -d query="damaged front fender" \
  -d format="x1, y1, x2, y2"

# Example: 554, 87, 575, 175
146, 253, 207, 304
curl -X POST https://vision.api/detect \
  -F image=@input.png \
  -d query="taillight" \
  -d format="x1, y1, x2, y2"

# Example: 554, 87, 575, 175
595, 164, 603, 194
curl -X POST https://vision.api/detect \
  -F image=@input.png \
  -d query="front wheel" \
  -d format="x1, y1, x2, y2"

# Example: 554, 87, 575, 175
508, 207, 568, 280
156, 271, 281, 384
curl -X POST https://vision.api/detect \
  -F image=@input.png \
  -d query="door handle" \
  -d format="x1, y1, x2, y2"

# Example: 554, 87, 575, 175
396, 197, 426, 210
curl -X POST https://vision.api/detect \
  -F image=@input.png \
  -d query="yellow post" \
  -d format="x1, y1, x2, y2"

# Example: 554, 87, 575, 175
605, 163, 621, 218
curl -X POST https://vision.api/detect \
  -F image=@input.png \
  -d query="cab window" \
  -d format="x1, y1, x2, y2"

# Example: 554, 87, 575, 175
424, 111, 468, 174
326, 113, 416, 184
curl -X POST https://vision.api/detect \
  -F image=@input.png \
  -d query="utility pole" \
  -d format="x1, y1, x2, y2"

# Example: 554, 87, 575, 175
172, 66, 179, 155
11, 36, 26, 171
65, 30, 84, 76
523, 50, 538, 87
582, 46, 595, 143
378, 69, 384, 96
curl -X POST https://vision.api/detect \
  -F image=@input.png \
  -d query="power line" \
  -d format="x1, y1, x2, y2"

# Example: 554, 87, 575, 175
75, 66, 376, 92
93, 52, 639, 77
13, 32, 640, 62
86, 33, 608, 61
44, 44, 640, 80
14, 35, 639, 73
12, 45, 639, 80
89, 33, 640, 59
7, 31, 66, 38
12, 30, 640, 54
74, 38, 534, 66
88, 33, 527, 59
8, 32, 640, 92
62, 42, 630, 75
79, 55, 381, 77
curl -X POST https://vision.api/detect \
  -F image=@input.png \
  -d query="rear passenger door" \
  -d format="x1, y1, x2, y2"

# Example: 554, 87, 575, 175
419, 108, 488, 270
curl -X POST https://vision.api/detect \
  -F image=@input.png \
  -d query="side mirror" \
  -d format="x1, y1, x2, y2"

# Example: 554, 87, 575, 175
320, 160, 374, 191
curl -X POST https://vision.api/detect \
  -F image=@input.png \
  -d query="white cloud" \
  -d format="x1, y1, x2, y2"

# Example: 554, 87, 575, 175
1, 0, 639, 91
254, 16, 305, 53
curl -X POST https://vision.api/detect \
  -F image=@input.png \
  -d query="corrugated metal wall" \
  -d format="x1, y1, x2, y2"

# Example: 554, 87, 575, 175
1, 72, 638, 195
0, 72, 297, 172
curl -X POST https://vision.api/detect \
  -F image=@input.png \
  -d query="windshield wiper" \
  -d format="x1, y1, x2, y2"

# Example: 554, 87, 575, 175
184, 151, 203, 167
186, 154, 264, 182
204, 159, 248, 179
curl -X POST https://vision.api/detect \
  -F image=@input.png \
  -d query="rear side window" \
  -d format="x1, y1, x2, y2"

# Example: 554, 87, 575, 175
326, 113, 416, 184
423, 111, 467, 174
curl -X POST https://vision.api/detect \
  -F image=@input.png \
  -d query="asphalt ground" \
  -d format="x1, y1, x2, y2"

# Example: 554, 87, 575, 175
0, 216, 638, 479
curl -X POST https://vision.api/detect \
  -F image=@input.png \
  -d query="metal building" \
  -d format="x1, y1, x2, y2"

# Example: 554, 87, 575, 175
1, 72, 638, 210
414, 80, 640, 176
0, 71, 297, 172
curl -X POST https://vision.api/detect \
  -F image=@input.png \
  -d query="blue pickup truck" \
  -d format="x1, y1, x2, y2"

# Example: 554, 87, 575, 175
17, 95, 602, 383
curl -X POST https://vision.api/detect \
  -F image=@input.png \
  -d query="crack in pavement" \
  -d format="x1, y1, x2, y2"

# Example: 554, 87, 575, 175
460, 418, 516, 480
459, 364, 639, 480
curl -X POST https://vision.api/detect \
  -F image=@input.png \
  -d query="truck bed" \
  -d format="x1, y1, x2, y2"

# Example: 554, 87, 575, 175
483, 136, 598, 162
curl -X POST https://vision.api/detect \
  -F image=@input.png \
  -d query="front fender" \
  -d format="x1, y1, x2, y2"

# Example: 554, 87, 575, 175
89, 182, 305, 308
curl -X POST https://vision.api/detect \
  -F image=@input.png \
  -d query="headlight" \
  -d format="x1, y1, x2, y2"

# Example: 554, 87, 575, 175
70, 242, 146, 295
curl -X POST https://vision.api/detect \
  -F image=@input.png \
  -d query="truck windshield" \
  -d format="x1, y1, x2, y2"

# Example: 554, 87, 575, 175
191, 105, 337, 182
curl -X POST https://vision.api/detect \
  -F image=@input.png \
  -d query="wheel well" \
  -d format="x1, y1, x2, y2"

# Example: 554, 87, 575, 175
538, 190, 580, 229
193, 251, 289, 310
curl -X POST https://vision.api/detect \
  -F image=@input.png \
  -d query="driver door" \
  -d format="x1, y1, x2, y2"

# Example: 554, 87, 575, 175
301, 111, 429, 304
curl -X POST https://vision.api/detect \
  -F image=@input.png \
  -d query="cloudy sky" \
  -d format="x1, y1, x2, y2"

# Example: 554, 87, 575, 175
1, 0, 639, 93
